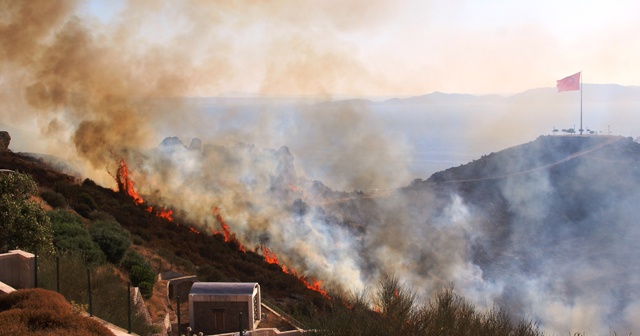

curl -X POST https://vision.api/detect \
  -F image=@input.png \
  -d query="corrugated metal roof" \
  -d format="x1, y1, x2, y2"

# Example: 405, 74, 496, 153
190, 282, 258, 296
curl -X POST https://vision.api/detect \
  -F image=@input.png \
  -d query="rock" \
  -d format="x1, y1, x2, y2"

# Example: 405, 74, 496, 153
189, 138, 202, 151
0, 131, 10, 152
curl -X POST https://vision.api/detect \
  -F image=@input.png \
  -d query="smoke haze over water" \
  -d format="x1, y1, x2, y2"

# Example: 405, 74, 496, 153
3, 2, 640, 334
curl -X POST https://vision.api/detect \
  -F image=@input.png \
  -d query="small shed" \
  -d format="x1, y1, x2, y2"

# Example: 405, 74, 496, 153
189, 282, 261, 335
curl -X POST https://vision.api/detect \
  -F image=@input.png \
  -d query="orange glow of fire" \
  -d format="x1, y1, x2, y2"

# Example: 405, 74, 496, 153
261, 245, 287, 273
189, 227, 200, 234
212, 207, 246, 253
300, 276, 327, 297
112, 159, 175, 222
113, 159, 143, 205
156, 208, 173, 221
260, 245, 329, 299
289, 184, 301, 192
145, 205, 174, 222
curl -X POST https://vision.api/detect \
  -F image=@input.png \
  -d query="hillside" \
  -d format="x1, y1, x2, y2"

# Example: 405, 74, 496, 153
2, 134, 640, 334
0, 148, 331, 317
322, 135, 640, 334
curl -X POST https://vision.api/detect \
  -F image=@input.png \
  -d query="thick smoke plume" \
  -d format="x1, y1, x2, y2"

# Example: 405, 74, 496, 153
2, 2, 639, 335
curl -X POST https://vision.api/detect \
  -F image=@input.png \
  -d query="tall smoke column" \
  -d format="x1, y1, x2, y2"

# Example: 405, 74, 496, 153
0, 0, 402, 186
1, 0, 415, 302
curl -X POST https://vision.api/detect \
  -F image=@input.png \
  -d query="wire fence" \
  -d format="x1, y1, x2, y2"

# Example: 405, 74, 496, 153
35, 252, 150, 335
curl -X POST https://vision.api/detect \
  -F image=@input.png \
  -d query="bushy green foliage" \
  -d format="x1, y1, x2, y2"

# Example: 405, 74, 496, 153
307, 277, 543, 336
78, 192, 98, 210
122, 250, 156, 298
74, 203, 94, 218
0, 171, 53, 253
197, 264, 226, 282
0, 288, 114, 336
40, 189, 68, 208
89, 219, 130, 264
48, 209, 106, 265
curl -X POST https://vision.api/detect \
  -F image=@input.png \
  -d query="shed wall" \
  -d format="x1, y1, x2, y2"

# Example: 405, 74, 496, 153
192, 301, 248, 334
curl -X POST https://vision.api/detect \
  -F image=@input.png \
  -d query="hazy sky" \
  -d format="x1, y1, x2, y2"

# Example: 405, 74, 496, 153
76, 0, 640, 96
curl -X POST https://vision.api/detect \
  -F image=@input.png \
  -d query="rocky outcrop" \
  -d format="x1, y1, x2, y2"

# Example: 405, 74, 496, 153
0, 131, 10, 152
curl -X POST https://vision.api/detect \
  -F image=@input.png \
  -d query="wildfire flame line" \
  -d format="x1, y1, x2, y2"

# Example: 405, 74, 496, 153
113, 159, 143, 205
112, 160, 328, 299
212, 207, 246, 253
112, 159, 173, 222
261, 245, 329, 299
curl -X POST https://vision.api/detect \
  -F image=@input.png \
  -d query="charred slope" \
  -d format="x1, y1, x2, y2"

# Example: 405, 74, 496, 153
0, 149, 329, 312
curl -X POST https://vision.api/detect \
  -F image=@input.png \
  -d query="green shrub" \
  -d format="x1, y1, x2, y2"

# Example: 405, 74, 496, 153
130, 264, 156, 287
122, 250, 157, 298
0, 172, 54, 253
74, 203, 94, 218
90, 219, 130, 264
48, 209, 106, 265
131, 234, 145, 245
122, 250, 147, 270
40, 190, 68, 208
138, 281, 155, 299
78, 193, 97, 210
197, 264, 226, 282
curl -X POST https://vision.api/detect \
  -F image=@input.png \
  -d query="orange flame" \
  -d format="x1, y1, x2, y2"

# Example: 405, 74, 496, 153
113, 159, 143, 205
300, 276, 327, 298
189, 227, 200, 234
212, 207, 246, 253
145, 205, 174, 222
112, 159, 175, 222
156, 207, 174, 222
260, 245, 329, 299
261, 245, 287, 273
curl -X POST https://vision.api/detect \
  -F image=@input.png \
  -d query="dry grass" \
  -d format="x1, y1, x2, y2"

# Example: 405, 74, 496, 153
308, 277, 543, 336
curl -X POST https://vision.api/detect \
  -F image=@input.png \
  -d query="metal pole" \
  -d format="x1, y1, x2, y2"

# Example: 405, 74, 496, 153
87, 268, 93, 317
239, 311, 244, 335
127, 282, 132, 334
34, 247, 38, 288
56, 256, 60, 293
580, 72, 583, 135
177, 294, 181, 336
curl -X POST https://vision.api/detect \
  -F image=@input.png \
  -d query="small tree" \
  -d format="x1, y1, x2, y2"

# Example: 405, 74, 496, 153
48, 209, 106, 265
89, 219, 130, 264
0, 171, 53, 253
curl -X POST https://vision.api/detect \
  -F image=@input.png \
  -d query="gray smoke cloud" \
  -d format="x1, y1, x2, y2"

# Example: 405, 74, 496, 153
2, 1, 640, 335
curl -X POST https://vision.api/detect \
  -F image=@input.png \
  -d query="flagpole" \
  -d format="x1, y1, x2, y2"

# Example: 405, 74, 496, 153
579, 72, 583, 135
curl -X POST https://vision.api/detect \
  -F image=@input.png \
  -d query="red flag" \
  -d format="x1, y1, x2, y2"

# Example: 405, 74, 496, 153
557, 72, 581, 92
